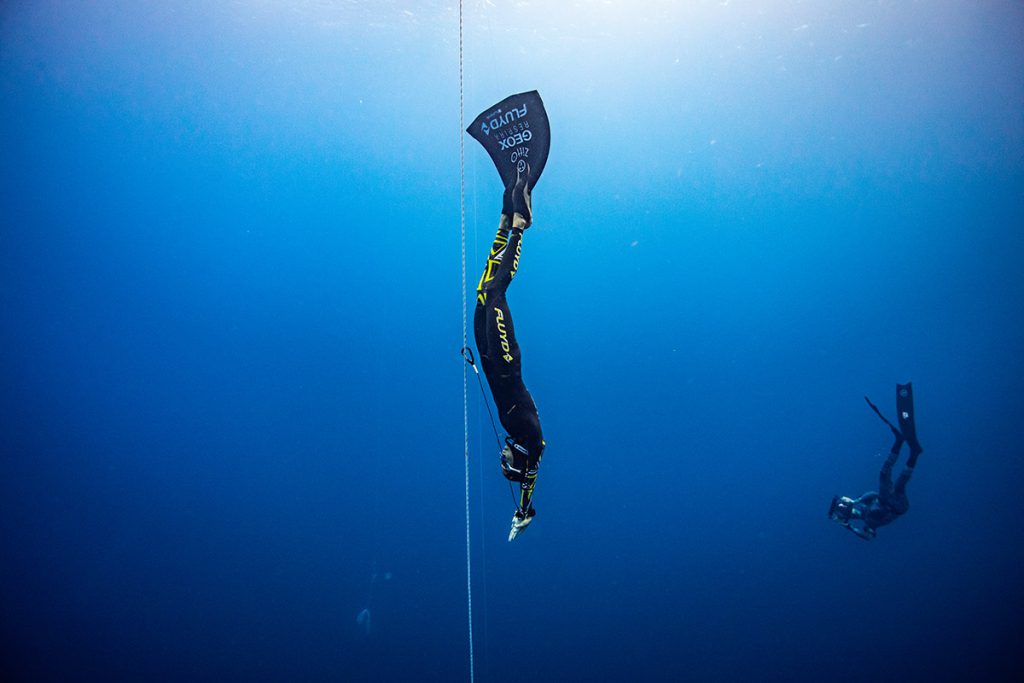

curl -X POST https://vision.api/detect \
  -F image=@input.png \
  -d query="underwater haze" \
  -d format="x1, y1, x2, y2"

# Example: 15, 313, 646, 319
2, 1, 1023, 681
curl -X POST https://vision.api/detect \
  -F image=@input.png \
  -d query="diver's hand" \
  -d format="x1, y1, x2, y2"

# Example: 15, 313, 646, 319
508, 508, 536, 542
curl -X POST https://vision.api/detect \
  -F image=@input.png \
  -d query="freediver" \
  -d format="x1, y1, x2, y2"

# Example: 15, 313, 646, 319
473, 166, 545, 542
464, 90, 551, 541
829, 383, 924, 540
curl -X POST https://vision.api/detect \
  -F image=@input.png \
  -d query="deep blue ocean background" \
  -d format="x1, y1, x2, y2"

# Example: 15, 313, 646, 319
2, 2, 1023, 681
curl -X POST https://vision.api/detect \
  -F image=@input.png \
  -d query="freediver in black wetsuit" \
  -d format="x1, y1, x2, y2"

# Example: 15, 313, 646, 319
473, 167, 545, 542
829, 383, 924, 540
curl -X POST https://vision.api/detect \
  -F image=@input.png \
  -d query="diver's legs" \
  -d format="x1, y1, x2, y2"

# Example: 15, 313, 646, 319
482, 288, 522, 381
475, 219, 512, 301
473, 200, 518, 379
475, 227, 543, 447
474, 218, 509, 377
481, 284, 543, 446
473, 216, 523, 379
474, 166, 531, 304
879, 445, 900, 498
472, 192, 541, 449
478, 226, 522, 304
894, 467, 913, 498
889, 426, 905, 456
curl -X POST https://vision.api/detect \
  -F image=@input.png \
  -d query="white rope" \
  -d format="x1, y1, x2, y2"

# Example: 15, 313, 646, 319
459, 2, 475, 682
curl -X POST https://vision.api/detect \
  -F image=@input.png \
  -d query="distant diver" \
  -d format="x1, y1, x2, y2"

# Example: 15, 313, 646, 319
355, 563, 390, 635
466, 91, 551, 542
829, 383, 924, 540
356, 608, 371, 636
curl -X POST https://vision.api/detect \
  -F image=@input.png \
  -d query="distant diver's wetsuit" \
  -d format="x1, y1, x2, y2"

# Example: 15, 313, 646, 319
473, 176, 544, 518
831, 383, 924, 541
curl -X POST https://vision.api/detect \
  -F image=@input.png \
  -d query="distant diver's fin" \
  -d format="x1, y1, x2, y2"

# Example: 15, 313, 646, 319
467, 90, 551, 190
864, 395, 899, 434
356, 608, 371, 635
896, 382, 923, 456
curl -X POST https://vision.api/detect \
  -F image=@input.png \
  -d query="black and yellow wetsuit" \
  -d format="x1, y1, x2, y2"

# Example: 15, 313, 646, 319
473, 202, 544, 515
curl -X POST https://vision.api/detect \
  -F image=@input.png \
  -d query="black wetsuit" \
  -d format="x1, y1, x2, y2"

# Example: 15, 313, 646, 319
473, 217, 544, 513
844, 435, 921, 540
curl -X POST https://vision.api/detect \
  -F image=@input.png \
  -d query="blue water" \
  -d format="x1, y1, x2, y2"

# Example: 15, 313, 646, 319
2, 2, 1022, 681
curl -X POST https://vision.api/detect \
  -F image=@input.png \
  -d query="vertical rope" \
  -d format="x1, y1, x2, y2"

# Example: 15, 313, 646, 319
459, 2, 475, 683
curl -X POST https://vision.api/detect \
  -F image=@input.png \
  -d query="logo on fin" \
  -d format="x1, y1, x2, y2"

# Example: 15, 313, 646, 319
479, 105, 529, 137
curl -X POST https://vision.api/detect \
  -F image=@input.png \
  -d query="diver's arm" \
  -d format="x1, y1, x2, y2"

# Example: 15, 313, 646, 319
517, 471, 537, 517
855, 492, 879, 507
508, 469, 538, 541
508, 488, 537, 542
